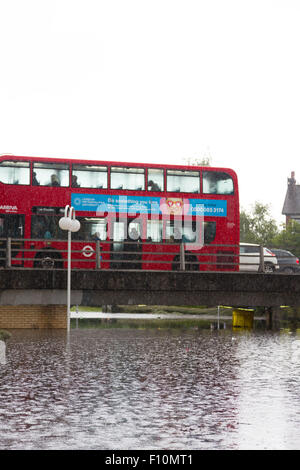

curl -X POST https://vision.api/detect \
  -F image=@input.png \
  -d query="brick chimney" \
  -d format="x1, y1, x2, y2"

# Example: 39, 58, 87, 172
285, 171, 297, 224
288, 171, 296, 187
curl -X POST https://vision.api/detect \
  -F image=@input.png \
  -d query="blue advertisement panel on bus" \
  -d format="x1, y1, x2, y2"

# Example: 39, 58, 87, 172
71, 194, 227, 217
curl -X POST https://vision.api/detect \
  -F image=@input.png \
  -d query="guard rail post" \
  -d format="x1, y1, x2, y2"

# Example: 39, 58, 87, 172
96, 240, 101, 269
6, 237, 11, 268
259, 245, 265, 273
180, 243, 185, 271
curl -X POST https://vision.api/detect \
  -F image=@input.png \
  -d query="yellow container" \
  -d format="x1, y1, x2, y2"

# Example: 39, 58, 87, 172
232, 309, 254, 329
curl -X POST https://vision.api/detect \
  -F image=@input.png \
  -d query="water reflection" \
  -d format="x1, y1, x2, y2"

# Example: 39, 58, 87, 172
0, 340, 5, 365
0, 327, 300, 449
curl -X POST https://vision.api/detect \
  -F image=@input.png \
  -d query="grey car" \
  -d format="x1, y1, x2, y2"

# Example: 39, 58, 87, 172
269, 249, 300, 273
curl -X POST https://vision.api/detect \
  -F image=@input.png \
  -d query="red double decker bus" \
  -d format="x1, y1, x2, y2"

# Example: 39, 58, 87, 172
0, 155, 239, 271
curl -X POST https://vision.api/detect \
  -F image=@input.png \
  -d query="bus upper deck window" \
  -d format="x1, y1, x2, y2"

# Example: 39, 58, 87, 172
72, 164, 108, 189
147, 169, 164, 192
167, 169, 200, 193
0, 160, 30, 185
110, 167, 145, 190
33, 162, 69, 187
203, 171, 234, 195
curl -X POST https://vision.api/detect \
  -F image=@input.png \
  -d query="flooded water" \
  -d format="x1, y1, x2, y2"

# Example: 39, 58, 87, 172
1, 325, 300, 450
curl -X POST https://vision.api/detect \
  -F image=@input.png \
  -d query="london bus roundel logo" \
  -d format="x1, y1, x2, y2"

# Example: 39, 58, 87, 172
82, 245, 94, 258
73, 197, 82, 206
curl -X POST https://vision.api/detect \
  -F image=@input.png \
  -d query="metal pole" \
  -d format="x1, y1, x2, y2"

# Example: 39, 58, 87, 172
67, 229, 71, 333
96, 240, 101, 269
180, 243, 185, 271
59, 205, 80, 333
6, 237, 11, 268
259, 245, 265, 272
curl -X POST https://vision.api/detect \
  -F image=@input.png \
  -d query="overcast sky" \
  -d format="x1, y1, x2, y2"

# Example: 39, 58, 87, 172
1, 0, 300, 224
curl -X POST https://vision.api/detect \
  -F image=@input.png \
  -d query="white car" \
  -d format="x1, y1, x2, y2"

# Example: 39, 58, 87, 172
239, 242, 279, 273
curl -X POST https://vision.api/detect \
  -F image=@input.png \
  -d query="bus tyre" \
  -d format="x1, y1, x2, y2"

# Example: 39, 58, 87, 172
185, 253, 198, 271
0, 250, 5, 268
172, 254, 198, 271
172, 255, 180, 271
34, 251, 63, 269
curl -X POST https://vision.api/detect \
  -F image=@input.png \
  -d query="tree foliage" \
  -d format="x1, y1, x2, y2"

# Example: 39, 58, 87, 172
241, 202, 300, 256
240, 202, 279, 246
271, 220, 300, 258
183, 156, 211, 166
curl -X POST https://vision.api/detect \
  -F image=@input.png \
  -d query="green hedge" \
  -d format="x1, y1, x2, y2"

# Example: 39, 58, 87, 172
0, 330, 11, 342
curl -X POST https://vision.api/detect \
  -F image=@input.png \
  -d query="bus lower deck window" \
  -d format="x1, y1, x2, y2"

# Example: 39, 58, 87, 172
146, 220, 163, 242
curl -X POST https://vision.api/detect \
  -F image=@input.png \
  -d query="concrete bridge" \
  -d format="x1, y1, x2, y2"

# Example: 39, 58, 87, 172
0, 268, 299, 307
1, 235, 299, 328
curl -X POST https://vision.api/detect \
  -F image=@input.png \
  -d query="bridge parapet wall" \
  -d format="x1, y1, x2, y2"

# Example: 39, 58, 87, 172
0, 269, 300, 329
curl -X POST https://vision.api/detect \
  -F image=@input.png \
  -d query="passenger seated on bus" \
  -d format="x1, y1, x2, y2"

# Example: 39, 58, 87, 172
32, 220, 45, 238
32, 172, 40, 186
129, 227, 140, 241
174, 228, 182, 241
92, 232, 100, 240
148, 180, 161, 191
72, 175, 80, 188
50, 174, 60, 187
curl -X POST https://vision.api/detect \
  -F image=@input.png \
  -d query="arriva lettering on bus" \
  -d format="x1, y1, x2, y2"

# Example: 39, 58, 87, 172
0, 205, 17, 212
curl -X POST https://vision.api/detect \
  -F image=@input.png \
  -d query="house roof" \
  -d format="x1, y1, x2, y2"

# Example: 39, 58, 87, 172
282, 172, 300, 216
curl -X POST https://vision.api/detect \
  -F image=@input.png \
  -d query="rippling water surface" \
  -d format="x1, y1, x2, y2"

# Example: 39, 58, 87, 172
1, 327, 300, 450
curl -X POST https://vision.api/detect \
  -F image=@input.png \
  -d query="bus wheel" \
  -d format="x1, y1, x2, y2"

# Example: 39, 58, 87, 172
172, 255, 180, 271
0, 250, 5, 267
172, 254, 199, 271
34, 251, 63, 269
185, 253, 199, 271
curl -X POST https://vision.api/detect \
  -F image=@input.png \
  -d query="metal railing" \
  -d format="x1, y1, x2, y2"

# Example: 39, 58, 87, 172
0, 237, 278, 272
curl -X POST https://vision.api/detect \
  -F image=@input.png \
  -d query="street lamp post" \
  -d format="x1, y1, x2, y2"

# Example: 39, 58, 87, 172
59, 205, 80, 333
